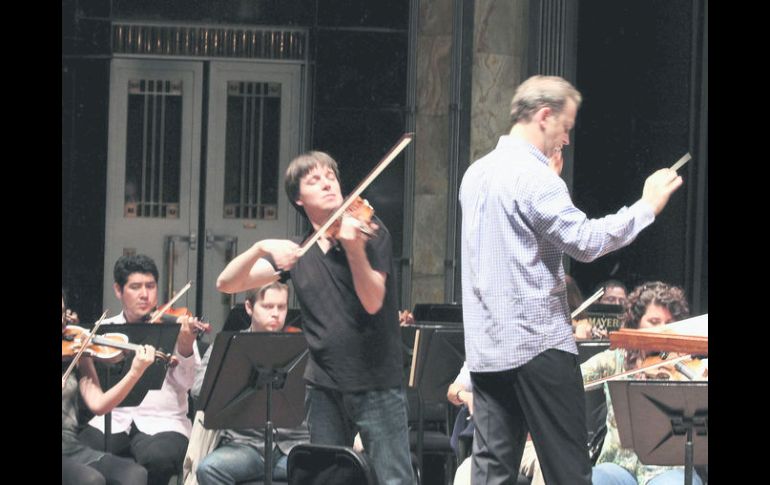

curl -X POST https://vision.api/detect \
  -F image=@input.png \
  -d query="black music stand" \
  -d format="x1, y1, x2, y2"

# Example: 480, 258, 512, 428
412, 303, 463, 324
408, 325, 465, 471
583, 303, 624, 333
608, 380, 708, 485
409, 325, 465, 402
197, 332, 309, 485
577, 340, 611, 364
95, 323, 181, 452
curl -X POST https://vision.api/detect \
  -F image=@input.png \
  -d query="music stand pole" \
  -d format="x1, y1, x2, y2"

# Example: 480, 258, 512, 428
416, 388, 424, 471
104, 412, 111, 452
198, 333, 309, 485
254, 362, 296, 485
608, 380, 708, 485
265, 381, 275, 485
685, 425, 693, 485
105, 366, 111, 452
673, 412, 707, 485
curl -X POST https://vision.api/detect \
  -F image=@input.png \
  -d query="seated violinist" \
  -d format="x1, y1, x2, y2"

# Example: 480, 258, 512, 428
581, 281, 706, 485
184, 282, 310, 485
63, 290, 155, 485
78, 254, 203, 485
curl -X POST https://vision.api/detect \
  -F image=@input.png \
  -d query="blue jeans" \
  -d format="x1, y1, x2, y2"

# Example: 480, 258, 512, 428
196, 443, 288, 485
305, 385, 415, 485
592, 463, 638, 485
592, 463, 704, 485
648, 469, 704, 485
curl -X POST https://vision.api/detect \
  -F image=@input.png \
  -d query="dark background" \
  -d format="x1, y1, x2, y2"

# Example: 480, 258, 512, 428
572, 0, 707, 309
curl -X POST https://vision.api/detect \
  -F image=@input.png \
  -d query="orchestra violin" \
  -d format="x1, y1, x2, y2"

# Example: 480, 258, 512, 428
146, 281, 211, 334
325, 196, 376, 239
62, 324, 172, 365
638, 352, 708, 381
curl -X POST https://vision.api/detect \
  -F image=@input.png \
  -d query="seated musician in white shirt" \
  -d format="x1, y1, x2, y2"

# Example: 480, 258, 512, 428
78, 254, 204, 485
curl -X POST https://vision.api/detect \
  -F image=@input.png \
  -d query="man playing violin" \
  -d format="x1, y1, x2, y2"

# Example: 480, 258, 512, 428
79, 254, 203, 485
217, 151, 415, 485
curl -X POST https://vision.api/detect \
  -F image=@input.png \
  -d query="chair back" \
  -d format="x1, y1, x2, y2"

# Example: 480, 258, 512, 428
288, 443, 378, 485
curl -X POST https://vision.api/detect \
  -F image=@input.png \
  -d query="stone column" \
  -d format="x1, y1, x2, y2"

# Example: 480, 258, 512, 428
412, 0, 453, 304
470, 0, 529, 162
410, 0, 530, 306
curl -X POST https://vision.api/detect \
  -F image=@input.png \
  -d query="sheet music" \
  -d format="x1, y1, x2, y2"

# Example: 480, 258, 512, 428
638, 313, 708, 337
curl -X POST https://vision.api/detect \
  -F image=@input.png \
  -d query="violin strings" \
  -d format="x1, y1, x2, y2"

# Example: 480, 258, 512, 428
583, 353, 692, 391
296, 133, 413, 257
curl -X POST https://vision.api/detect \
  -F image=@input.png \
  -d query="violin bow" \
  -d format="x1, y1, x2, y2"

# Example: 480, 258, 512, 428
571, 288, 604, 319
295, 133, 414, 257
149, 281, 193, 323
62, 311, 109, 388
583, 353, 692, 392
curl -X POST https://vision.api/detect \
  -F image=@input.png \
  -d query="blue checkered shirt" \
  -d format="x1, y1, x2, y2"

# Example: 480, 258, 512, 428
459, 136, 655, 372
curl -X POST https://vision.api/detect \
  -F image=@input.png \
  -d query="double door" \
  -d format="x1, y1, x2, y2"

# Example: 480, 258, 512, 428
103, 57, 305, 335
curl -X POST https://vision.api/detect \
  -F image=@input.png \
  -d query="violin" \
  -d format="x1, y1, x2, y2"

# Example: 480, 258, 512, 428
147, 281, 211, 334
584, 353, 704, 391
639, 353, 708, 381
148, 307, 211, 334
325, 196, 376, 239
162, 306, 193, 318
62, 325, 172, 365
294, 133, 413, 258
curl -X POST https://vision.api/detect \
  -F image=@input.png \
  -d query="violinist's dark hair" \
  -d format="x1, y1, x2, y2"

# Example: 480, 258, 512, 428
623, 281, 690, 368
245, 281, 289, 305
623, 281, 689, 330
113, 254, 159, 289
594, 279, 628, 296
284, 151, 340, 216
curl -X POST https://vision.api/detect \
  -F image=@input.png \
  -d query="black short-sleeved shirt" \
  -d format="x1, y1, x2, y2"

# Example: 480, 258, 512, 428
266, 215, 403, 392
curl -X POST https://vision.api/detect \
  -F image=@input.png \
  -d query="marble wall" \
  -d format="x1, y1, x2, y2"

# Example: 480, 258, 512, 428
412, 0, 453, 304
471, 0, 529, 162
410, 0, 530, 306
